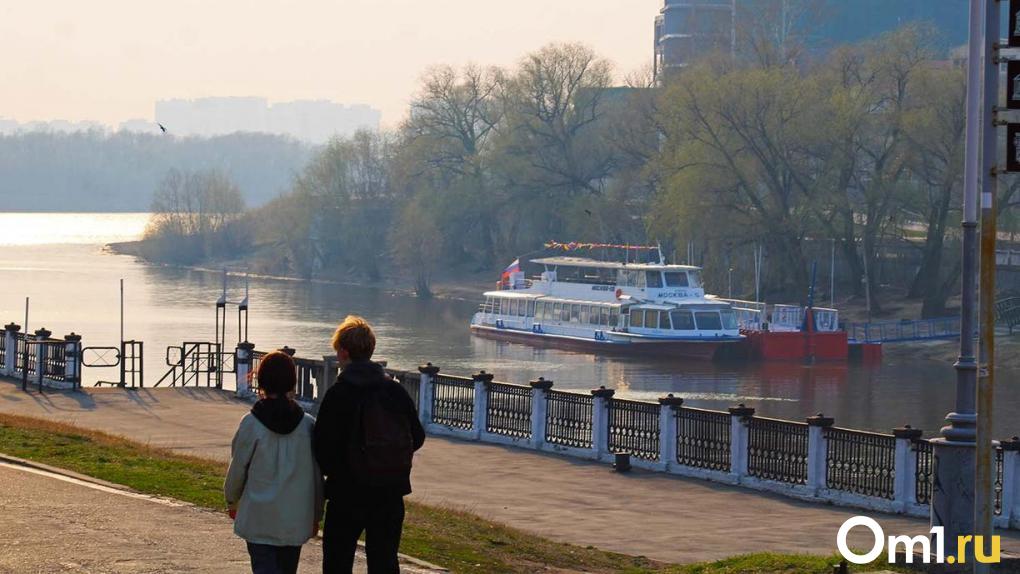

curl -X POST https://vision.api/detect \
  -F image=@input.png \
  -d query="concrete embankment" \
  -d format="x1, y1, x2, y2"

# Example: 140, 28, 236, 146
3, 381, 1020, 564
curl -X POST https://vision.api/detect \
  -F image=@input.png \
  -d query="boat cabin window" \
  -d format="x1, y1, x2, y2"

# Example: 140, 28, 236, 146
609, 308, 620, 328
553, 302, 562, 321
720, 309, 737, 330
688, 270, 703, 288
664, 272, 689, 287
547, 265, 616, 286
646, 271, 663, 288
694, 311, 722, 330
630, 308, 645, 328
617, 269, 645, 288
579, 306, 589, 324
659, 311, 671, 329
670, 310, 695, 330
535, 301, 545, 320
570, 304, 580, 323
560, 304, 570, 322
527, 300, 536, 317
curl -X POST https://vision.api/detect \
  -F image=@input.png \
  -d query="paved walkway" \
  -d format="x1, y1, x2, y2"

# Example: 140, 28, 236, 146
1, 461, 315, 573
3, 381, 1019, 565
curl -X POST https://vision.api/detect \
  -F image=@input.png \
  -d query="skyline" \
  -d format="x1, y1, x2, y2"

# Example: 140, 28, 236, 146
0, 0, 661, 129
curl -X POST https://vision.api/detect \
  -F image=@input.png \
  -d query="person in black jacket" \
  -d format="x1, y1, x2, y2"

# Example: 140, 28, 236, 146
314, 315, 425, 574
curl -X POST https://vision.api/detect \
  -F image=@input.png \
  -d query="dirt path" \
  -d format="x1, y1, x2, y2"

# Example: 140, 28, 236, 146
2, 382, 1019, 564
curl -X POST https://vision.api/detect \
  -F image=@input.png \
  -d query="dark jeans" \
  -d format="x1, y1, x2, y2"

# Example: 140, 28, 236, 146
323, 495, 405, 574
246, 542, 302, 574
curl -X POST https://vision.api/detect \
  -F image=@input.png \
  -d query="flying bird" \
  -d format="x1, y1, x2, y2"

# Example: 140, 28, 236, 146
157, 123, 167, 133
584, 209, 592, 216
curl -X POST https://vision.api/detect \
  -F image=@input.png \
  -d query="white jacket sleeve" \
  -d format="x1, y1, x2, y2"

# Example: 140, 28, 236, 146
224, 418, 256, 506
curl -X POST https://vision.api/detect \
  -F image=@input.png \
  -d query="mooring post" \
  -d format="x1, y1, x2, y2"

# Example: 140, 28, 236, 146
417, 363, 439, 427
729, 404, 755, 480
529, 377, 553, 450
658, 395, 683, 471
591, 386, 615, 462
472, 371, 494, 441
234, 342, 255, 399
806, 414, 834, 494
3, 323, 19, 377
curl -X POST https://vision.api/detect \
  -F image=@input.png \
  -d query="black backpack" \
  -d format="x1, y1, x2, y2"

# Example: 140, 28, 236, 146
347, 382, 415, 486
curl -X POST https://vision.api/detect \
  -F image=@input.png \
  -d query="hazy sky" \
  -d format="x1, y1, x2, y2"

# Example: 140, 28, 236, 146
1, 1, 662, 128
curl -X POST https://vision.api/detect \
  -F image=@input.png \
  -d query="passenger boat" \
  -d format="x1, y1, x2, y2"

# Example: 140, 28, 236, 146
469, 247, 747, 360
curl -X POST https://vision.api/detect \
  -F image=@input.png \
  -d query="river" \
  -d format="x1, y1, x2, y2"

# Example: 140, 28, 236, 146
1, 212, 1015, 437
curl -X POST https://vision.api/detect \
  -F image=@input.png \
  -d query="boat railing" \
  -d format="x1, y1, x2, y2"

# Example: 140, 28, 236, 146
718, 299, 766, 330
770, 304, 839, 333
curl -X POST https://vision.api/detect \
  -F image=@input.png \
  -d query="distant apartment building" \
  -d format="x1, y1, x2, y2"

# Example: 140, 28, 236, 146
153, 97, 381, 144
654, 0, 968, 81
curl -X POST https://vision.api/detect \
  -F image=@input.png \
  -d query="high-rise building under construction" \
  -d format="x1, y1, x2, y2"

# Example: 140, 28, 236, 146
653, 0, 968, 81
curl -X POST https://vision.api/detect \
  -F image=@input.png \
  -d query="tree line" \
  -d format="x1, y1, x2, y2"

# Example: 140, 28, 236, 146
146, 24, 1020, 316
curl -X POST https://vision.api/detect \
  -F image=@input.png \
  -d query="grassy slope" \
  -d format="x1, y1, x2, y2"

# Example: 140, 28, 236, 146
0, 412, 891, 573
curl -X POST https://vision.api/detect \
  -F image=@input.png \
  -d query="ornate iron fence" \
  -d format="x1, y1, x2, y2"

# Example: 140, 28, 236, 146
545, 390, 593, 449
388, 369, 421, 411
41, 342, 67, 382
0, 330, 5, 366
996, 447, 1004, 516
432, 374, 474, 429
15, 334, 36, 375
825, 427, 896, 499
607, 398, 660, 460
915, 439, 933, 505
293, 357, 320, 401
748, 417, 808, 484
676, 407, 732, 471
485, 382, 532, 439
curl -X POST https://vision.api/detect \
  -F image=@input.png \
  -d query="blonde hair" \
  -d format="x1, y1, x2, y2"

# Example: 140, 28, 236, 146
331, 315, 376, 361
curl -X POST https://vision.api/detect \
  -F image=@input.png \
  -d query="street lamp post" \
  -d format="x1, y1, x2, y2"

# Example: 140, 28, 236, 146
930, 0, 988, 561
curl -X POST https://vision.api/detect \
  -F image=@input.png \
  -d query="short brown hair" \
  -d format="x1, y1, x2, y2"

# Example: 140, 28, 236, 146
331, 315, 376, 361
256, 351, 297, 395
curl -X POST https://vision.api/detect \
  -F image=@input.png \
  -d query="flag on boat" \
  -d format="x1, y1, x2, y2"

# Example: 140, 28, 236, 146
500, 258, 521, 286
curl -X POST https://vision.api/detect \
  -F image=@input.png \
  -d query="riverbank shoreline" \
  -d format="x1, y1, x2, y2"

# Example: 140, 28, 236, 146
106, 240, 493, 303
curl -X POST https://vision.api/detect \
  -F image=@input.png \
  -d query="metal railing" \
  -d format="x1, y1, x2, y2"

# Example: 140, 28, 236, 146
485, 382, 532, 439
41, 342, 67, 382
846, 317, 962, 343
293, 357, 320, 401
545, 390, 593, 449
431, 374, 474, 429
915, 439, 933, 505
825, 427, 896, 499
748, 417, 809, 484
607, 398, 660, 461
676, 407, 732, 471
387, 369, 422, 411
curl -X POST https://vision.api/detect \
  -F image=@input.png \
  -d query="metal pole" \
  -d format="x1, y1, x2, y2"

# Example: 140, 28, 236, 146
830, 239, 836, 305
974, 0, 1001, 567
932, 0, 984, 562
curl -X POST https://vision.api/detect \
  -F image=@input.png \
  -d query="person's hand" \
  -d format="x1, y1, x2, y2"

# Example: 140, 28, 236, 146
311, 521, 320, 537
228, 504, 238, 520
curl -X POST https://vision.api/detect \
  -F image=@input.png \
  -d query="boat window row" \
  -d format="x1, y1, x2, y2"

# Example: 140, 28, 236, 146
549, 265, 704, 289
482, 296, 621, 327
628, 308, 738, 331
535, 301, 620, 327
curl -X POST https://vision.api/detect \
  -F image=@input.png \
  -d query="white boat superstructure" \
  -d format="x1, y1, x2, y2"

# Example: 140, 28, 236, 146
469, 255, 746, 359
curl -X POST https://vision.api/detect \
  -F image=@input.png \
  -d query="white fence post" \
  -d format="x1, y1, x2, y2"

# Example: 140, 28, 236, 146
34, 328, 51, 388
658, 395, 683, 470
472, 370, 493, 440
63, 333, 82, 390
417, 363, 439, 427
1002, 437, 1020, 527
806, 413, 833, 495
591, 386, 615, 461
235, 342, 255, 399
893, 425, 922, 512
2, 323, 17, 376
729, 404, 754, 479
530, 377, 552, 449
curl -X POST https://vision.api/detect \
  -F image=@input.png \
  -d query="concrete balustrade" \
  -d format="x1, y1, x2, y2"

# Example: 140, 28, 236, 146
219, 345, 1020, 527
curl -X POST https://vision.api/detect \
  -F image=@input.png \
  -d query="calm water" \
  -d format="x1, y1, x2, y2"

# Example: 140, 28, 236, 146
1, 212, 1015, 437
